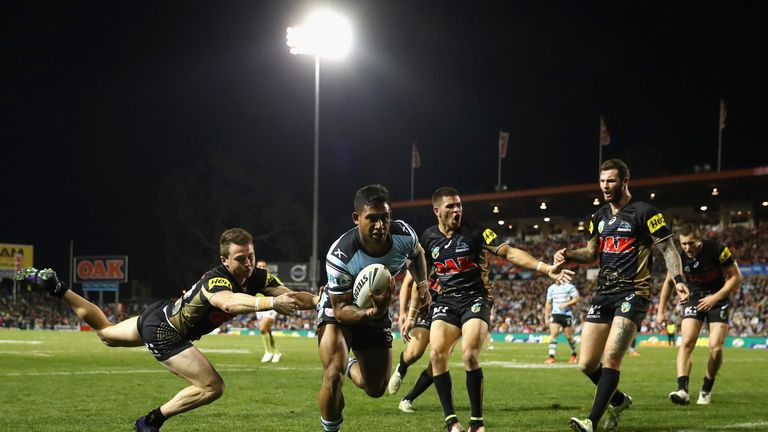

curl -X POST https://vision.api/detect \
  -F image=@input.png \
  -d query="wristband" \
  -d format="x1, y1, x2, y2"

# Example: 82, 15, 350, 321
673, 274, 684, 284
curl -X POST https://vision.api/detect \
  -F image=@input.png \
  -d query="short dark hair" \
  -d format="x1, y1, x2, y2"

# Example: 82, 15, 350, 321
600, 158, 630, 180
432, 186, 460, 207
354, 184, 391, 211
678, 223, 700, 238
220, 228, 253, 257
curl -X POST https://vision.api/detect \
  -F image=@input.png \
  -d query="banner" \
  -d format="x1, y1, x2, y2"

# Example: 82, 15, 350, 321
498, 130, 509, 158
0, 243, 34, 278
74, 256, 128, 283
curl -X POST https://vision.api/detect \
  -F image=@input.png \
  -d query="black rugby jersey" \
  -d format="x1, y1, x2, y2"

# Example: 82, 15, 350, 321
586, 200, 672, 297
682, 239, 735, 295
164, 265, 281, 340
421, 221, 504, 297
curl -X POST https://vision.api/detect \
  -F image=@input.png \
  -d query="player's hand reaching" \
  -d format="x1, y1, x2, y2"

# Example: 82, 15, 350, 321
368, 275, 395, 319
546, 260, 574, 284
272, 293, 300, 315
401, 316, 415, 342
697, 294, 718, 312
553, 248, 567, 265
675, 282, 690, 305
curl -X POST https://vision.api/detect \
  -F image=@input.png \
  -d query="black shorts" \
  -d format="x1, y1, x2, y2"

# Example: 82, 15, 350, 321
137, 300, 193, 361
318, 322, 393, 351
585, 292, 650, 330
551, 313, 573, 328
431, 293, 491, 328
413, 303, 434, 330
682, 294, 730, 324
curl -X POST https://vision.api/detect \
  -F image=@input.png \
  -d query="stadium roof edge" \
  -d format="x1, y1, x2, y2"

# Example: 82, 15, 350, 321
392, 166, 768, 209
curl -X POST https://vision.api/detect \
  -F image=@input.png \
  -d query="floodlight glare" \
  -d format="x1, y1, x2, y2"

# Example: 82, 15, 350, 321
700, 205, 708, 211
497, 220, 505, 225
287, 10, 353, 59
593, 197, 600, 206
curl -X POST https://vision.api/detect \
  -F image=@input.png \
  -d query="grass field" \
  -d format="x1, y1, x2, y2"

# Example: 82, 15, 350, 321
1, 329, 766, 431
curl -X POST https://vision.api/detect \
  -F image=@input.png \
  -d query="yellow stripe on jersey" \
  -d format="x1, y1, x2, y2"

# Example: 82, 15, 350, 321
208, 277, 232, 289
719, 246, 732, 263
646, 213, 666, 234
482, 228, 498, 245
589, 220, 594, 235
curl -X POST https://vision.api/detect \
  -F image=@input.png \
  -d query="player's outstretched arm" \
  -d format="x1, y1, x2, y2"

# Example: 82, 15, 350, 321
657, 273, 675, 324
263, 286, 320, 310
331, 278, 393, 324
656, 237, 690, 304
492, 244, 575, 282
560, 237, 599, 264
210, 291, 299, 315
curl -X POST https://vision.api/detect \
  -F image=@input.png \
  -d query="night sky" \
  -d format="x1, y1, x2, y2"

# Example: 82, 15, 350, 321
3, 1, 766, 296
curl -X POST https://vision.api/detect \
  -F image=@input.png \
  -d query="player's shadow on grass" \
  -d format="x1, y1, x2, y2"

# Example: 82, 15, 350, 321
495, 404, 580, 413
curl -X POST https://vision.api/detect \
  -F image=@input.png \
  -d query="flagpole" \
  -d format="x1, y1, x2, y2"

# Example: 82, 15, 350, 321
598, 117, 603, 172
497, 130, 502, 192
717, 99, 724, 172
410, 142, 415, 200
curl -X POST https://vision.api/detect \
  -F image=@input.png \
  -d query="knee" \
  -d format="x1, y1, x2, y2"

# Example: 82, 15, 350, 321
364, 383, 387, 398
579, 361, 598, 375
709, 344, 723, 357
681, 338, 697, 352
430, 349, 448, 366
201, 380, 225, 404
461, 349, 480, 370
603, 352, 623, 369
322, 367, 345, 392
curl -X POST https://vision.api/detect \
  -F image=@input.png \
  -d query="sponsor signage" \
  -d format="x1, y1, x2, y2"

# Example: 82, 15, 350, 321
0, 243, 34, 278
271, 261, 310, 290
73, 256, 128, 283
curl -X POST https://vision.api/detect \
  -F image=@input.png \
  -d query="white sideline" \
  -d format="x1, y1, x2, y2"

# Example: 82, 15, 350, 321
679, 421, 768, 431
0, 365, 322, 377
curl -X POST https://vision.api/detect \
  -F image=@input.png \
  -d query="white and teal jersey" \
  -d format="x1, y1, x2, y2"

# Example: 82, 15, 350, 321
325, 220, 420, 297
546, 283, 579, 316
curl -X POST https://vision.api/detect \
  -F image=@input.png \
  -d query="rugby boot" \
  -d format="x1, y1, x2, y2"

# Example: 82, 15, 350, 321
134, 416, 160, 432
605, 393, 632, 431
398, 399, 415, 413
388, 370, 403, 394
669, 389, 690, 405
569, 418, 593, 432
697, 391, 712, 405
16, 267, 69, 298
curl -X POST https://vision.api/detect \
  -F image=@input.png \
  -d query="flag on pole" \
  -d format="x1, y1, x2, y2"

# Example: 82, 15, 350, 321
599, 116, 611, 146
411, 143, 421, 168
498, 130, 509, 159
719, 99, 727, 130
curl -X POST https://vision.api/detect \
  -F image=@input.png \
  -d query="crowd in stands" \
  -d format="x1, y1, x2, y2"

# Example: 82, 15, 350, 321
2, 225, 766, 338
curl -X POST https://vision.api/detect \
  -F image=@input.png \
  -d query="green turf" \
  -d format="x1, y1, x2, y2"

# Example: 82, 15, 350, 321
1, 329, 766, 431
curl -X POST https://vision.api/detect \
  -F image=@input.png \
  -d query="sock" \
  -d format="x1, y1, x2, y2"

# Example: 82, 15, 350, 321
702, 376, 715, 393
320, 416, 343, 432
548, 341, 557, 357
397, 352, 409, 377
678, 375, 689, 392
268, 334, 277, 353
403, 369, 434, 402
584, 364, 625, 406
146, 407, 167, 428
568, 339, 577, 355
466, 368, 484, 420
588, 368, 620, 424
261, 334, 271, 353
433, 372, 456, 419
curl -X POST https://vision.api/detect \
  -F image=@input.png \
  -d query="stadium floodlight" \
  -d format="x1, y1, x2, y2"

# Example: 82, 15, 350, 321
544, 217, 551, 222
650, 192, 656, 199
711, 187, 719, 196
593, 197, 600, 206
700, 205, 708, 211
763, 201, 768, 207
497, 220, 505, 225
287, 10, 353, 59
287, 10, 352, 292
539, 202, 547, 210
533, 224, 540, 230
492, 205, 500, 214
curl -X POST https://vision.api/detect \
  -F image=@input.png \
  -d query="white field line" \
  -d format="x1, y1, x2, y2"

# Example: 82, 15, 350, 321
679, 421, 768, 431
0, 365, 322, 377
0, 340, 43, 344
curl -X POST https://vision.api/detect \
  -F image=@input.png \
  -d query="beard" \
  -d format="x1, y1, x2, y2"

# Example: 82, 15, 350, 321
604, 186, 624, 203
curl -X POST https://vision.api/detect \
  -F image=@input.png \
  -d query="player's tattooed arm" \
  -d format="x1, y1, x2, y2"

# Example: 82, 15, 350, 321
562, 236, 599, 264
657, 237, 690, 303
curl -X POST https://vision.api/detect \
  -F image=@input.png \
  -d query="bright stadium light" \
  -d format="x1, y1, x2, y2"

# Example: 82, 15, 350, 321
492, 204, 500, 214
287, 10, 352, 292
711, 187, 719, 196
287, 10, 353, 59
593, 197, 600, 206
539, 202, 547, 210
497, 220, 505, 225
544, 217, 550, 222
763, 201, 768, 207
650, 192, 656, 199
700, 205, 708, 211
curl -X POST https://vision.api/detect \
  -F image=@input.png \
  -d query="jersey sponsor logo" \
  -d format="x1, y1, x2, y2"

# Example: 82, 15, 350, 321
333, 248, 347, 259
456, 241, 470, 253
608, 216, 617, 225
433, 256, 478, 275
617, 221, 632, 232
431, 246, 440, 259
587, 304, 601, 318
598, 220, 605, 233
684, 305, 697, 316
482, 228, 498, 245
599, 236, 635, 253
208, 277, 232, 289
719, 246, 732, 263
589, 220, 594, 234
432, 305, 449, 318
646, 213, 666, 233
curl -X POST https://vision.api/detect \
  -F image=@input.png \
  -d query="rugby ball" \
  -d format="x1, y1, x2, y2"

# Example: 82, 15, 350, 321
353, 263, 392, 307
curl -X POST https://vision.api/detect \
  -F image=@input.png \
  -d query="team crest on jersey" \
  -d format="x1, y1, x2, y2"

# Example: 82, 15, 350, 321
598, 220, 605, 233
620, 301, 631, 313
208, 278, 232, 289
588, 220, 594, 234
471, 302, 482, 313
617, 221, 632, 232
608, 216, 617, 225
456, 240, 470, 253
431, 246, 440, 259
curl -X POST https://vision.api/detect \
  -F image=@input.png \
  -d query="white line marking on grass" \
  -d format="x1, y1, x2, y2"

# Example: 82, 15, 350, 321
0, 365, 322, 377
679, 421, 768, 431
466, 360, 576, 369
0, 350, 51, 357
0, 340, 43, 344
